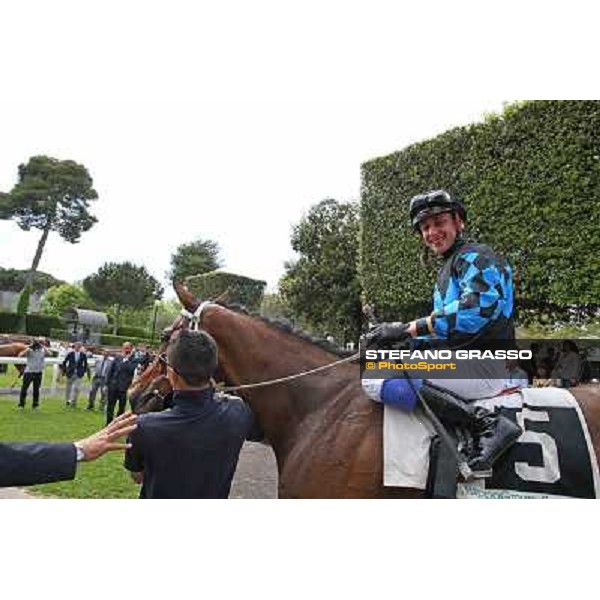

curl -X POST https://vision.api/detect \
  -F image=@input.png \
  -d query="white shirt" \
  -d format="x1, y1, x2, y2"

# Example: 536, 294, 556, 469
505, 367, 529, 389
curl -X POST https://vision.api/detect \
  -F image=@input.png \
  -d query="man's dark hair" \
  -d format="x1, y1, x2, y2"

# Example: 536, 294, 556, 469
167, 329, 218, 386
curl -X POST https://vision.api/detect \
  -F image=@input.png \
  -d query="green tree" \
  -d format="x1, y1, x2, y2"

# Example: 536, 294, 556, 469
279, 199, 362, 344
83, 262, 163, 334
111, 300, 182, 339
0, 156, 99, 299
16, 286, 31, 317
169, 238, 222, 282
152, 299, 184, 340
260, 293, 293, 320
40, 283, 93, 317
0, 267, 63, 293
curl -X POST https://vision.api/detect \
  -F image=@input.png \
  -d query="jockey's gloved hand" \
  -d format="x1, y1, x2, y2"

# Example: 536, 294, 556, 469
363, 322, 411, 347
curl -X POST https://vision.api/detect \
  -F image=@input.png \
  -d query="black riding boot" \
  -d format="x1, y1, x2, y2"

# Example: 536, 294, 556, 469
420, 382, 522, 478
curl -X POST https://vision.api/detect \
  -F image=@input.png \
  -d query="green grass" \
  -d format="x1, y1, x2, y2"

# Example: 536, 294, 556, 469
0, 396, 138, 498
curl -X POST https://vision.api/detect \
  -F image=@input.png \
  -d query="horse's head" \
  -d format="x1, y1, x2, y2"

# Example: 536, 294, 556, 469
127, 323, 183, 414
127, 286, 216, 413
128, 353, 171, 413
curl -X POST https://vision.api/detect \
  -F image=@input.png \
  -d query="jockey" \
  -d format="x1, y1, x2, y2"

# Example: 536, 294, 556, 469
363, 189, 522, 477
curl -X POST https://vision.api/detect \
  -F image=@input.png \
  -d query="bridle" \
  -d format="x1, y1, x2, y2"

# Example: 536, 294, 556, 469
179, 301, 212, 331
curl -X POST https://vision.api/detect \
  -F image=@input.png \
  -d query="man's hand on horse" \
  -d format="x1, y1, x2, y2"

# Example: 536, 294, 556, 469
363, 322, 412, 348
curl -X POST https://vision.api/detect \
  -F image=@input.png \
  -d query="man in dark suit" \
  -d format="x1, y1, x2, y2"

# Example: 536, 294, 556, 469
0, 412, 137, 488
105, 342, 140, 424
124, 330, 262, 499
62, 342, 89, 408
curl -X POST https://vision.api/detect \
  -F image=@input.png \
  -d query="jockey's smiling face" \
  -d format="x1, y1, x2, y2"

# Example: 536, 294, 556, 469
419, 211, 464, 256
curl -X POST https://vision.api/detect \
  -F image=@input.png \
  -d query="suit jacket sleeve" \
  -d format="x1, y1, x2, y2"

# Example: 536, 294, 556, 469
0, 442, 77, 488
105, 358, 116, 387
62, 352, 73, 374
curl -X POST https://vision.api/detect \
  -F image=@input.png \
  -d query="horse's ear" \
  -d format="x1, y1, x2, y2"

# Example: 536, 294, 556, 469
173, 281, 198, 310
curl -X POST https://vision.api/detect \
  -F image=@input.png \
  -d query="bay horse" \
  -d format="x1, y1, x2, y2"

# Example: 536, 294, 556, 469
128, 283, 600, 498
0, 343, 28, 378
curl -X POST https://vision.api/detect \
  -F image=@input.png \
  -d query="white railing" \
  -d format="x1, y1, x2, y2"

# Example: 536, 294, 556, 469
0, 356, 99, 395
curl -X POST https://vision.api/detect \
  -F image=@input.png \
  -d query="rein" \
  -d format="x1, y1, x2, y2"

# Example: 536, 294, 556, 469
219, 352, 360, 393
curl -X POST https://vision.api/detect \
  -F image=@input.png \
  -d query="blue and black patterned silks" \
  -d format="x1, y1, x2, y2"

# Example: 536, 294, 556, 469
421, 238, 515, 347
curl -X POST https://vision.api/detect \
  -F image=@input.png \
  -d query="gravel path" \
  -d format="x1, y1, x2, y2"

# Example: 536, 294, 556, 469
0, 487, 36, 499
230, 441, 278, 499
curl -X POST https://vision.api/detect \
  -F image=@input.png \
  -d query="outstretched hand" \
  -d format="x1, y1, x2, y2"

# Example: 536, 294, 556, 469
75, 412, 138, 462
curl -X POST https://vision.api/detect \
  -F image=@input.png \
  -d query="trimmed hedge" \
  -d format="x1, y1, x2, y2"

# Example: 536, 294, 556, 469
186, 271, 266, 311
0, 312, 22, 333
0, 312, 64, 336
49, 328, 70, 340
16, 286, 31, 316
0, 268, 64, 293
100, 333, 151, 347
49, 328, 151, 348
116, 325, 149, 338
360, 101, 600, 322
26, 314, 64, 336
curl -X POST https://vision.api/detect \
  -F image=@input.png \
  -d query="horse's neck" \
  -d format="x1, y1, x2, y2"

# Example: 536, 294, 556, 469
202, 306, 354, 455
204, 306, 344, 379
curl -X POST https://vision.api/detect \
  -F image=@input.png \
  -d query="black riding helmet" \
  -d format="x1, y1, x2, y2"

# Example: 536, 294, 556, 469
409, 190, 466, 231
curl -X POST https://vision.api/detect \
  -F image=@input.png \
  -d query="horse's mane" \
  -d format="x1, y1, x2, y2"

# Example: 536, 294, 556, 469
215, 301, 356, 358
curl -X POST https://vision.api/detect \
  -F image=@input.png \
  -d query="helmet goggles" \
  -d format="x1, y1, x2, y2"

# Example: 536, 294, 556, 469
409, 190, 465, 230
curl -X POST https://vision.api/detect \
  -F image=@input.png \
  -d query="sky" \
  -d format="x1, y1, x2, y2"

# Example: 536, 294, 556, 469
0, 1, 597, 297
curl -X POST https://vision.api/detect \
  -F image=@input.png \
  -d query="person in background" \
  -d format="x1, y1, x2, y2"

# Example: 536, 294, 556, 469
18, 338, 50, 410
134, 343, 152, 376
543, 347, 558, 374
99, 353, 114, 413
56, 342, 70, 383
62, 342, 89, 408
87, 349, 111, 411
505, 358, 529, 390
522, 342, 540, 384
105, 342, 140, 424
532, 365, 555, 388
552, 340, 582, 388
